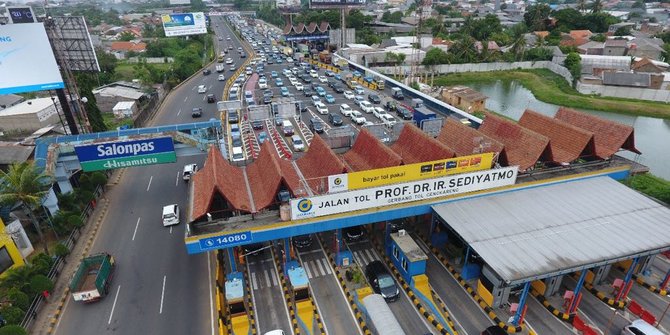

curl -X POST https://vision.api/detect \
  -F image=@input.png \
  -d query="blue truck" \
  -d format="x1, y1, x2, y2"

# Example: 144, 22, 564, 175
413, 107, 437, 129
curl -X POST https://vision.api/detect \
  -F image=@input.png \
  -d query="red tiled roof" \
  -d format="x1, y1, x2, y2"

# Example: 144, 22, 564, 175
343, 129, 402, 171
478, 113, 553, 171
296, 135, 346, 194
436, 119, 508, 167
391, 124, 455, 164
519, 109, 596, 164
191, 147, 251, 221
554, 107, 640, 158
110, 41, 146, 52
246, 142, 283, 211
283, 21, 331, 34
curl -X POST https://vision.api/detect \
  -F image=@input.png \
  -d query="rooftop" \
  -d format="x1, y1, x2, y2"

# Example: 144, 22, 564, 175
0, 98, 56, 117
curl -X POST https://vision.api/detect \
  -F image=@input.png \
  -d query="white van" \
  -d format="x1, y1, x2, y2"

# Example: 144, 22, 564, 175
231, 146, 245, 162
162, 204, 180, 226
291, 135, 305, 152
182, 164, 198, 181
621, 319, 665, 335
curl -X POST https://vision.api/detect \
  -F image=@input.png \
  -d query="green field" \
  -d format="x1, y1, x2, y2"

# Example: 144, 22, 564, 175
115, 62, 173, 82
433, 69, 670, 119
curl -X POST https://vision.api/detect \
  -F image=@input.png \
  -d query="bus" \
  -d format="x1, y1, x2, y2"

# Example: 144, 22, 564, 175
362, 294, 405, 335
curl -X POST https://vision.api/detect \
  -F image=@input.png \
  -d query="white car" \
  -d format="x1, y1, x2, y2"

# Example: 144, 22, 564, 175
350, 110, 366, 125
287, 57, 294, 63
283, 69, 292, 76
315, 102, 329, 114
258, 79, 268, 89
354, 85, 365, 95
339, 104, 353, 116
225, 58, 233, 64
373, 106, 388, 119
294, 83, 304, 91
310, 70, 318, 78
197, 85, 207, 93
218, 74, 225, 81
343, 91, 354, 99
318, 76, 328, 83
360, 101, 374, 114
381, 114, 397, 127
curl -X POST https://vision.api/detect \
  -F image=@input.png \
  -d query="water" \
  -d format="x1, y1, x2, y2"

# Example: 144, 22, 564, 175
467, 80, 670, 180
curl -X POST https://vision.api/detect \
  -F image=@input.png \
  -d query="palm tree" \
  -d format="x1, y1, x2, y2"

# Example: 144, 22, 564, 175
577, 0, 587, 12
591, 0, 603, 13
0, 162, 53, 255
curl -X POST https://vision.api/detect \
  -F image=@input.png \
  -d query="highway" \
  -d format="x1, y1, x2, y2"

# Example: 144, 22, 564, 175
53, 15, 242, 335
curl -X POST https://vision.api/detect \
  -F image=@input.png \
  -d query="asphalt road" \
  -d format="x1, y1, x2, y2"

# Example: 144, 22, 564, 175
246, 248, 292, 334
54, 15, 242, 335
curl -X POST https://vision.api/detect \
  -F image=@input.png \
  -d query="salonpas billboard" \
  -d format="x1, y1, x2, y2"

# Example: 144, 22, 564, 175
74, 137, 176, 172
291, 166, 518, 220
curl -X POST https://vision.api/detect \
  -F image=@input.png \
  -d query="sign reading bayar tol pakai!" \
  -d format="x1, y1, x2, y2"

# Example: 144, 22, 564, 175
74, 137, 176, 172
292, 166, 518, 220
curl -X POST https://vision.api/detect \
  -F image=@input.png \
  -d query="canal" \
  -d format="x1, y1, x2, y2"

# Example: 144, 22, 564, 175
466, 80, 670, 180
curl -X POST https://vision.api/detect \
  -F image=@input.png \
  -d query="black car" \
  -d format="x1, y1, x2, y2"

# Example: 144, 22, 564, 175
365, 261, 400, 302
385, 101, 397, 112
240, 53, 246, 58
389, 219, 406, 233
303, 88, 315, 97
203, 69, 211, 75
292, 235, 313, 250
328, 113, 343, 126
263, 96, 272, 104
368, 94, 382, 104
191, 107, 202, 118
309, 118, 324, 133
243, 243, 266, 256
207, 94, 216, 103
228, 112, 239, 124
481, 326, 507, 335
263, 90, 273, 98
252, 120, 264, 130
267, 59, 274, 64
396, 107, 413, 120
302, 76, 312, 84
344, 226, 364, 242
232, 136, 242, 147
332, 84, 345, 94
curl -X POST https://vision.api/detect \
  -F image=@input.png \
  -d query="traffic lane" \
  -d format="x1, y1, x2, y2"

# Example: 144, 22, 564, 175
609, 271, 670, 330
247, 251, 292, 334
563, 276, 629, 333
297, 247, 361, 335
346, 241, 434, 335
524, 296, 574, 335
414, 237, 493, 334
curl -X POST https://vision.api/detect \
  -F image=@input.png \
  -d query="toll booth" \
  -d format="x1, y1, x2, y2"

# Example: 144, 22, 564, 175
225, 272, 250, 334
386, 230, 427, 285
287, 263, 317, 334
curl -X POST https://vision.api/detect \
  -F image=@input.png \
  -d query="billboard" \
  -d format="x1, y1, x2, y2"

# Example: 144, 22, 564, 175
328, 152, 494, 193
0, 23, 65, 95
276, 0, 301, 12
291, 166, 519, 220
51, 17, 100, 72
74, 137, 176, 172
7, 7, 37, 24
161, 12, 207, 37
169, 0, 191, 4
310, 0, 365, 8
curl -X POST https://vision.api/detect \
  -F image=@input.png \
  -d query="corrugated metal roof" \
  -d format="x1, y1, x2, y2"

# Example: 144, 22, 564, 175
432, 176, 670, 285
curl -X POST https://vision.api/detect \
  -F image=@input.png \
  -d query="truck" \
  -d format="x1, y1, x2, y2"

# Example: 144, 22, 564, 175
413, 107, 436, 128
70, 253, 115, 303
283, 47, 293, 57
318, 50, 332, 64
391, 87, 404, 100
216, 64, 225, 73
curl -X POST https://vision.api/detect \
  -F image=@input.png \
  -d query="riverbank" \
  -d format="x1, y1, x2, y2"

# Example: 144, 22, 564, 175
433, 69, 670, 119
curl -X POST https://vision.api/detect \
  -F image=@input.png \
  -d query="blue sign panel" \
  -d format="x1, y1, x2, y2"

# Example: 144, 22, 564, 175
285, 34, 329, 42
199, 231, 253, 251
74, 137, 175, 162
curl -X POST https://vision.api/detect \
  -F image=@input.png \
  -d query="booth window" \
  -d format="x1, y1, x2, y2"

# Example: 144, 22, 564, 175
401, 258, 408, 272
393, 245, 399, 260
0, 247, 15, 274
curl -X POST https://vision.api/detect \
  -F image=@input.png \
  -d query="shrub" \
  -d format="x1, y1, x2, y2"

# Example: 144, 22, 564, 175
0, 306, 24, 325
89, 172, 108, 188
77, 190, 95, 205
30, 254, 53, 276
28, 275, 53, 297
0, 325, 28, 335
7, 288, 29, 311
67, 215, 84, 229
54, 243, 70, 259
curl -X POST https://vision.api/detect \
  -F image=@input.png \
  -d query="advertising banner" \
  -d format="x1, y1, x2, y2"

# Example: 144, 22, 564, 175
310, 0, 365, 8
328, 152, 493, 193
161, 12, 207, 37
74, 137, 176, 171
0, 23, 65, 94
292, 166, 518, 220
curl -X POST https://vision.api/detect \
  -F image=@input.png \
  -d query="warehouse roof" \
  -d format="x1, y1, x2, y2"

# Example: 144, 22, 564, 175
432, 176, 670, 285
0, 98, 55, 116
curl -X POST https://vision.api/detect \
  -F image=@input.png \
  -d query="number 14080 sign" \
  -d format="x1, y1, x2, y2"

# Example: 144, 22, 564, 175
199, 231, 252, 250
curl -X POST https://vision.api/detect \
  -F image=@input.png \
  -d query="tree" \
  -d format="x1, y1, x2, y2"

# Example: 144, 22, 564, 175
0, 325, 28, 335
590, 33, 607, 42
591, 0, 603, 13
524, 4, 551, 31
577, 0, 588, 12
614, 26, 631, 36
564, 52, 582, 85
73, 73, 107, 132
7, 288, 30, 310
0, 162, 53, 255
117, 31, 136, 41
422, 47, 449, 65
29, 275, 54, 296
553, 8, 584, 32
381, 11, 403, 24
463, 14, 502, 41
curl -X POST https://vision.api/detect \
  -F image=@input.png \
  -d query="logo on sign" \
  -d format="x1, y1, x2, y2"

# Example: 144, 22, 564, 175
297, 199, 313, 212
334, 178, 342, 185
328, 173, 348, 193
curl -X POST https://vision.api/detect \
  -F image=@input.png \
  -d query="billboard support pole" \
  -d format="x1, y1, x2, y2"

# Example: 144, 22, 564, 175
340, 7, 346, 49
55, 88, 79, 135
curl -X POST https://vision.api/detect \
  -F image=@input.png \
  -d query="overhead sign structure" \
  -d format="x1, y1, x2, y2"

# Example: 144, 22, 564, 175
0, 23, 65, 95
50, 17, 101, 72
310, 0, 365, 8
199, 231, 252, 251
292, 166, 519, 220
161, 12, 207, 37
74, 137, 177, 172
328, 152, 494, 193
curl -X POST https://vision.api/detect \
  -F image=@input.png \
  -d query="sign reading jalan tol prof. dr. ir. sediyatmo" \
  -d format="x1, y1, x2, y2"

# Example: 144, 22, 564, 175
74, 137, 177, 172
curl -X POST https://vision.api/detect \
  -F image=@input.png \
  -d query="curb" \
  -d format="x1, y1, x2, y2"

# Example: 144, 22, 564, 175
273, 247, 300, 334
570, 274, 627, 309
614, 265, 669, 297
415, 231, 526, 333
529, 289, 574, 322
241, 261, 258, 335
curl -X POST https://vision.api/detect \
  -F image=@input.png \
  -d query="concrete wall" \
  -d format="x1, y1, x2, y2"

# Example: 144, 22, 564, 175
577, 82, 670, 103
372, 61, 574, 85
0, 110, 60, 133
127, 57, 174, 63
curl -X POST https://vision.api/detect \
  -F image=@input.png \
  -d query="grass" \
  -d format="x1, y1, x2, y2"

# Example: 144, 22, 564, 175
433, 69, 670, 119
102, 112, 134, 130
623, 173, 670, 204
115, 62, 173, 82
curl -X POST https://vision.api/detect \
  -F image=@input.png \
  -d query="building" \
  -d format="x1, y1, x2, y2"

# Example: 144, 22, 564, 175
440, 86, 488, 113
0, 143, 34, 171
92, 81, 148, 113
0, 98, 61, 133
112, 101, 138, 118
0, 218, 28, 277
579, 55, 631, 76
0, 94, 25, 110
560, 30, 593, 47
110, 41, 147, 59
603, 39, 628, 56
628, 37, 666, 61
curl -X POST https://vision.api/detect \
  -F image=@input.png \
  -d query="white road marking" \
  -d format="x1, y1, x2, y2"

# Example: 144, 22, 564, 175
176, 171, 180, 186
264, 270, 271, 288
271, 270, 278, 286
208, 252, 215, 335
203, 95, 206, 101
159, 275, 167, 314
108, 285, 121, 324
316, 258, 326, 276
169, 226, 173, 234
251, 272, 258, 290
177, 109, 181, 116
320, 259, 332, 274
365, 249, 376, 262
132, 217, 140, 241
146, 176, 153, 191
304, 262, 313, 279
184, 96, 189, 102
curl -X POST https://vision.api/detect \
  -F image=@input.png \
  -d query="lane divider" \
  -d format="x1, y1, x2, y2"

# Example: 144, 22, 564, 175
272, 247, 301, 334
241, 260, 258, 335
570, 274, 626, 309
614, 264, 669, 297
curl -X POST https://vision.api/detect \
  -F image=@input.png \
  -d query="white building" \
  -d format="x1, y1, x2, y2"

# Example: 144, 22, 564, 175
112, 101, 138, 118
0, 97, 61, 133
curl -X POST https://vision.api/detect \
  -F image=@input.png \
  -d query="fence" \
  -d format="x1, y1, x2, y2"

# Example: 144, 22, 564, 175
577, 82, 670, 103
372, 61, 574, 85
20, 184, 105, 330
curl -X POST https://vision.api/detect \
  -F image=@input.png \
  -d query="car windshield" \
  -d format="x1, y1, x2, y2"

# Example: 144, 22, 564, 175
378, 275, 395, 289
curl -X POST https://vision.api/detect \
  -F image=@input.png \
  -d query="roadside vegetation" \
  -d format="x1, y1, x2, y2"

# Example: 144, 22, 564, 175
624, 174, 670, 204
433, 69, 670, 119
